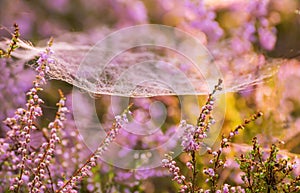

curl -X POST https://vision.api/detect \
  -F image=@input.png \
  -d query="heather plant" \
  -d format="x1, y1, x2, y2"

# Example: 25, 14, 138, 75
236, 137, 300, 193
0, 38, 132, 192
0, 23, 20, 58
162, 80, 300, 193
0, 24, 35, 134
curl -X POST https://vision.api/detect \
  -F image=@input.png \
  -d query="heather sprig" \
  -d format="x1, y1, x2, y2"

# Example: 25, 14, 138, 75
162, 79, 223, 193
236, 137, 300, 193
3, 42, 54, 192
181, 79, 222, 153
189, 79, 222, 193
56, 105, 132, 193
29, 90, 68, 192
204, 112, 263, 193
162, 152, 188, 193
0, 23, 20, 58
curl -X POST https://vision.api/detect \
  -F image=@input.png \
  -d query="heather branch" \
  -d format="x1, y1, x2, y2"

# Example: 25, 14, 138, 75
0, 23, 20, 58
29, 90, 68, 192
205, 112, 263, 192
5, 41, 54, 192
56, 104, 132, 193
163, 79, 223, 193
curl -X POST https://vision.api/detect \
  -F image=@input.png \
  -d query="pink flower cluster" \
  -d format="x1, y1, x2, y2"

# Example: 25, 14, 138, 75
162, 153, 188, 192
180, 120, 205, 151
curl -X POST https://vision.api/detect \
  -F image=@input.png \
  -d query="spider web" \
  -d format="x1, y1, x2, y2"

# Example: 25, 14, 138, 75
0, 29, 281, 97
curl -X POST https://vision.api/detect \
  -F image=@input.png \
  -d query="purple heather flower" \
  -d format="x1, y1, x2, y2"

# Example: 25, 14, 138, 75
203, 168, 215, 177
248, 0, 269, 17
258, 27, 277, 50
180, 120, 200, 151
162, 153, 187, 186
222, 184, 230, 193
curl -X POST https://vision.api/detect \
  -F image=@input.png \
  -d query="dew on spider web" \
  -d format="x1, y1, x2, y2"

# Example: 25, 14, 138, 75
0, 29, 281, 97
